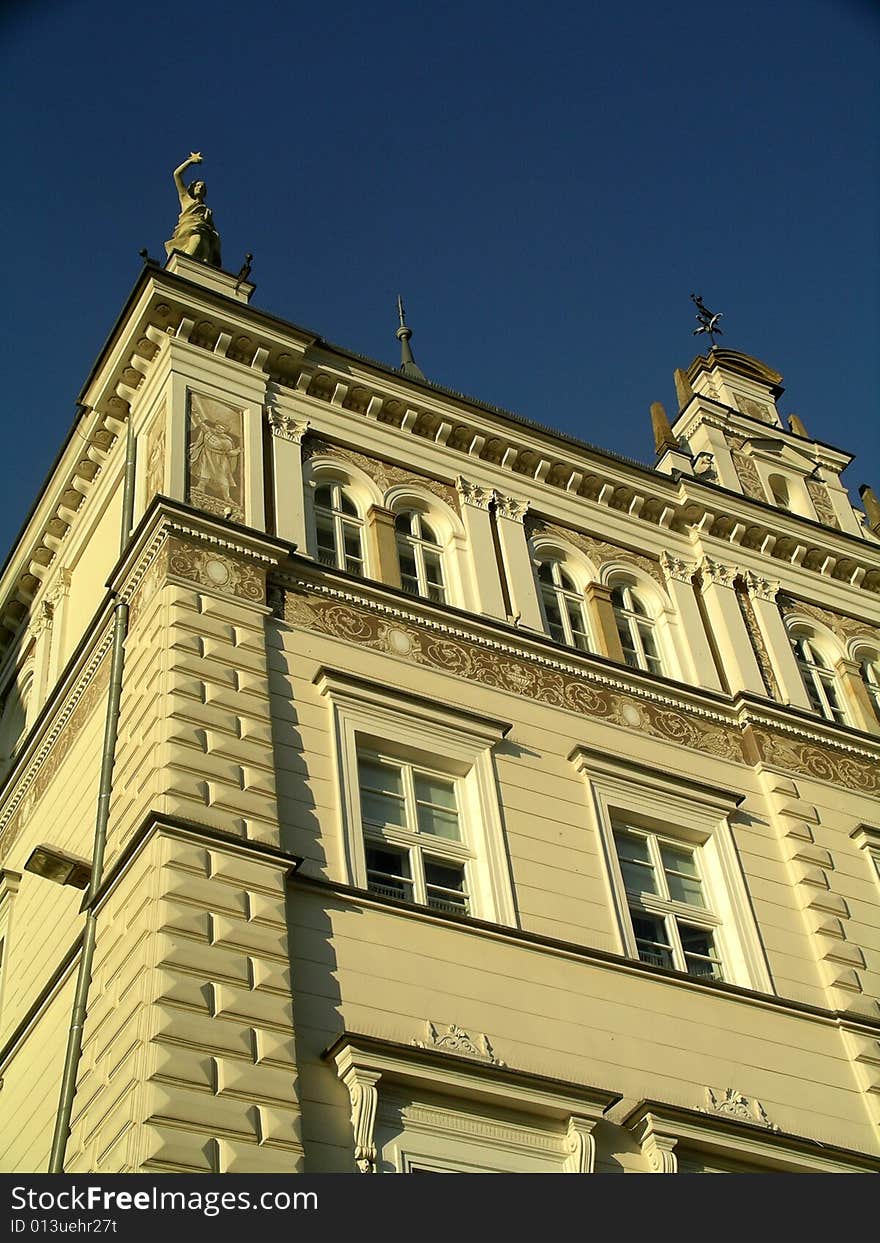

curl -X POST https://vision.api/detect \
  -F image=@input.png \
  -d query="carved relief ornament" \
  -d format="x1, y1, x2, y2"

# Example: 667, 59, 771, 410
527, 519, 664, 587
742, 570, 779, 603
705, 1087, 776, 1130
456, 477, 493, 510
659, 552, 696, 584
267, 410, 309, 443
698, 556, 738, 590
304, 437, 459, 509
275, 581, 745, 764
414, 1020, 504, 1065
493, 492, 530, 523
778, 596, 879, 648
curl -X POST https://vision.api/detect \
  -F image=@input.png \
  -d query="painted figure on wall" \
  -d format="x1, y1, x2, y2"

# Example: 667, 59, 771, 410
187, 393, 244, 522
164, 152, 222, 267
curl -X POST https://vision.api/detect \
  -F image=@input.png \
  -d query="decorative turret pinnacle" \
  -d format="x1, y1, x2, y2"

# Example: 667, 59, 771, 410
396, 296, 426, 381
651, 401, 678, 456
859, 484, 880, 534
788, 413, 809, 437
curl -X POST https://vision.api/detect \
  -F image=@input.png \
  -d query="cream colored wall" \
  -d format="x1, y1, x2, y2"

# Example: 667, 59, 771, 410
0, 974, 76, 1173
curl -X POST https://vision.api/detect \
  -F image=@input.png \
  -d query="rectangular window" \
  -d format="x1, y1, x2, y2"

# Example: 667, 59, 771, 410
612, 823, 724, 980
570, 747, 773, 994
358, 751, 472, 915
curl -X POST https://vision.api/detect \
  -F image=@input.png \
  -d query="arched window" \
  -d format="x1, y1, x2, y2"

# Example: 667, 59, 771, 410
791, 634, 847, 724
858, 652, 880, 724
314, 482, 364, 575
395, 511, 446, 602
768, 474, 790, 509
611, 584, 663, 675
536, 560, 590, 652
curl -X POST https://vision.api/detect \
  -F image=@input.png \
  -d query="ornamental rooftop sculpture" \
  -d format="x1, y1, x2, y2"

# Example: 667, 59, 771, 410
164, 151, 222, 268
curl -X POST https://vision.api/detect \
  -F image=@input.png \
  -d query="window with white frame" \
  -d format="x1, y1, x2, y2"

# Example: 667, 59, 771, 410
610, 584, 663, 675
571, 748, 773, 993
612, 824, 723, 979
313, 481, 365, 575
790, 633, 847, 724
358, 751, 472, 915
314, 668, 517, 927
856, 651, 880, 724
395, 511, 446, 602
536, 559, 591, 652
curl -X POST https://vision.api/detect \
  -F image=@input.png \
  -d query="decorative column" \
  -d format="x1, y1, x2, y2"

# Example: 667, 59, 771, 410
267, 411, 309, 550
492, 492, 544, 631
26, 600, 55, 721
659, 553, 722, 690
834, 657, 880, 735
697, 557, 765, 696
456, 479, 507, 619
365, 506, 402, 589
583, 583, 625, 663
742, 572, 812, 711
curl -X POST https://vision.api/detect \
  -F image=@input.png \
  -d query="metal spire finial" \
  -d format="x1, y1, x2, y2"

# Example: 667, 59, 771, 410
690, 293, 723, 347
395, 295, 426, 381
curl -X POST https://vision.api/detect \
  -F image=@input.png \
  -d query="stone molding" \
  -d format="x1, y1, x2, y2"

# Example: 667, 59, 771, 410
778, 596, 880, 649
304, 437, 459, 510
659, 552, 697, 584
698, 556, 738, 589
528, 519, 664, 587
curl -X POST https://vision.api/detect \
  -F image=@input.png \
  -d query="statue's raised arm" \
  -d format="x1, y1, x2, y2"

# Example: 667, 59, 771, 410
172, 152, 203, 206
164, 151, 222, 268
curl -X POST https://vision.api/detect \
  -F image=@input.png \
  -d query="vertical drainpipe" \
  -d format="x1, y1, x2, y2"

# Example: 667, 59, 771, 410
48, 411, 137, 1173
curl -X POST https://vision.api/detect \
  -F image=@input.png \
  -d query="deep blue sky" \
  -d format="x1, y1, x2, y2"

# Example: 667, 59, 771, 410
1, 0, 877, 552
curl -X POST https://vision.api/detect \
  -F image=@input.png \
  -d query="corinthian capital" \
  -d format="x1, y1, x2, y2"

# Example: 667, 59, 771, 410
267, 410, 309, 443
455, 476, 493, 510
659, 551, 696, 584
493, 491, 530, 522
698, 556, 737, 589
742, 570, 779, 602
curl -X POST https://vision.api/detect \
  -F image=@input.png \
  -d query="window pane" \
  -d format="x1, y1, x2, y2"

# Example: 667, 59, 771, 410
358, 758, 407, 827
315, 515, 337, 566
679, 923, 723, 980
417, 804, 460, 839
365, 846, 412, 902
424, 551, 444, 585
414, 774, 457, 809
631, 912, 674, 969
614, 831, 658, 894
542, 589, 565, 642
425, 858, 468, 915
395, 511, 414, 533
566, 599, 590, 651
343, 524, 363, 570
537, 561, 555, 584
338, 491, 357, 516
419, 518, 438, 544
314, 484, 332, 508
660, 844, 705, 907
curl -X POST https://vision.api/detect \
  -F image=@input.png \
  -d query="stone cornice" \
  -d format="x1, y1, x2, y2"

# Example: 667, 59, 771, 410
4, 264, 876, 665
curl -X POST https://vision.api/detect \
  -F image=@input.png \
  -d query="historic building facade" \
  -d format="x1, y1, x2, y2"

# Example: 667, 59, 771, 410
0, 252, 879, 1173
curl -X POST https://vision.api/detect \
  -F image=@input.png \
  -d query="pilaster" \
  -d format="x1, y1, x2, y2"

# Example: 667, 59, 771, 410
697, 557, 765, 695
742, 572, 812, 711
456, 479, 506, 620
834, 657, 880, 736
659, 553, 721, 690
365, 506, 402, 590
492, 492, 543, 631
266, 408, 309, 550
583, 583, 625, 663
